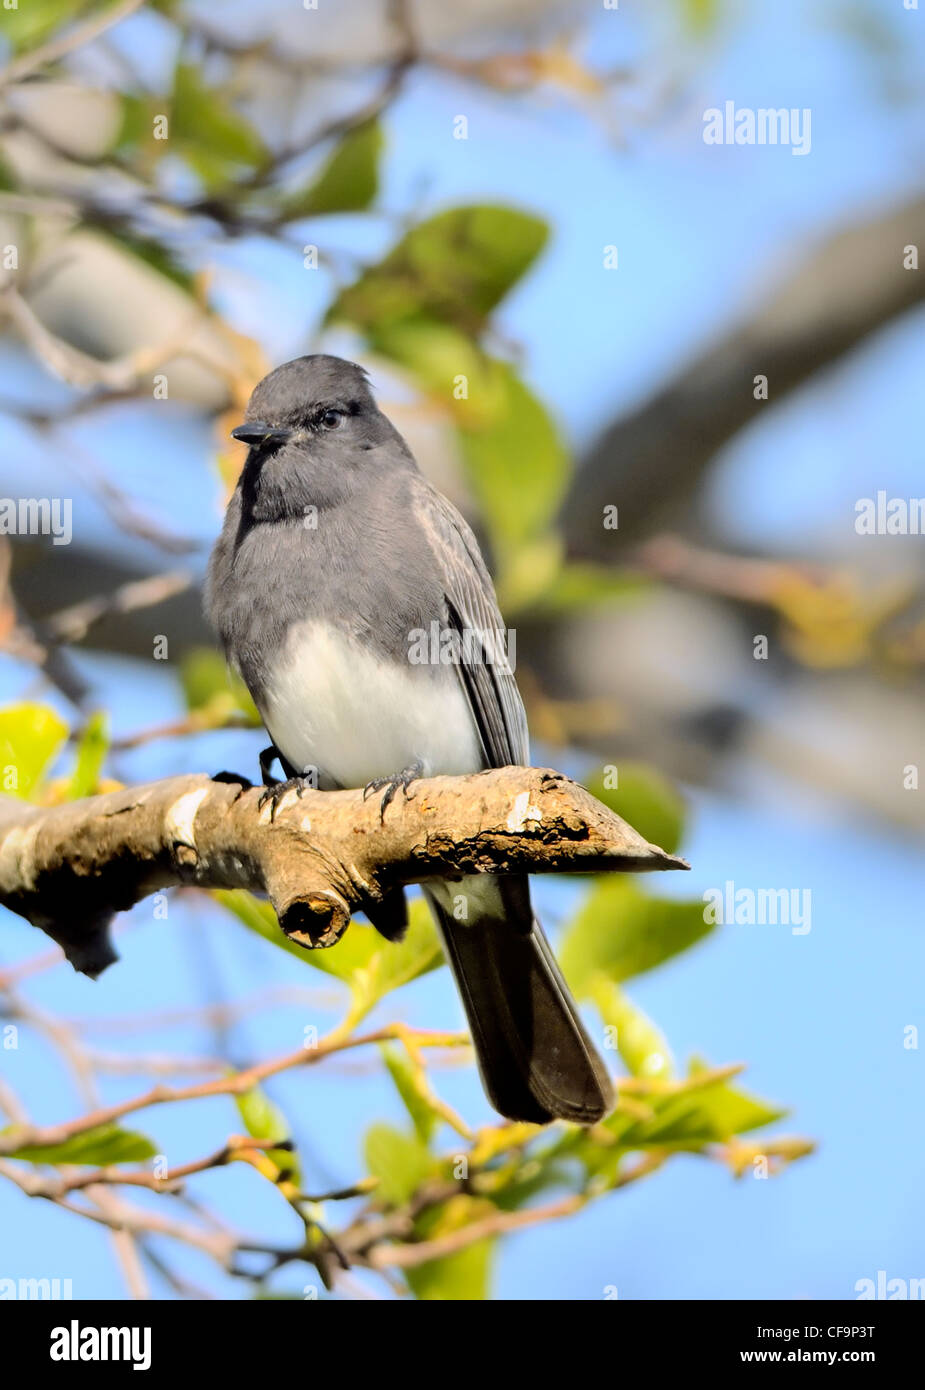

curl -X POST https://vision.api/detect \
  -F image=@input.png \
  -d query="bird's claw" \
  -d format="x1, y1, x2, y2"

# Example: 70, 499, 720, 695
363, 761, 424, 823
211, 770, 253, 791
258, 775, 311, 822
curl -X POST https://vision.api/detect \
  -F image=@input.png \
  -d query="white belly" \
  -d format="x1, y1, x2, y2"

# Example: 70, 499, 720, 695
261, 620, 483, 788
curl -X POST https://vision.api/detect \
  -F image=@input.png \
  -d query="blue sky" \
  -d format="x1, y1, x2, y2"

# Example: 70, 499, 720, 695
1, 0, 924, 1298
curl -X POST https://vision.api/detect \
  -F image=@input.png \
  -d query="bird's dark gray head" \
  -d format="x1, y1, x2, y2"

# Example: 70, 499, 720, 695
232, 355, 397, 457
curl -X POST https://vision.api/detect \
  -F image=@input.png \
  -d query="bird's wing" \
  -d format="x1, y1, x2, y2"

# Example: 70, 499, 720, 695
411, 478, 528, 769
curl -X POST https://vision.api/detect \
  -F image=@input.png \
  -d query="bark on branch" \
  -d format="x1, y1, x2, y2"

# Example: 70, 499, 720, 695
0, 767, 688, 976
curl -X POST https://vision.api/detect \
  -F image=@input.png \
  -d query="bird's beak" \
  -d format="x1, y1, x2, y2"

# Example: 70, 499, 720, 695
231, 421, 294, 448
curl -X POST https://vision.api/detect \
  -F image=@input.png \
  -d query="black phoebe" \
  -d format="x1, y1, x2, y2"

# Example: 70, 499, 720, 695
206, 355, 614, 1124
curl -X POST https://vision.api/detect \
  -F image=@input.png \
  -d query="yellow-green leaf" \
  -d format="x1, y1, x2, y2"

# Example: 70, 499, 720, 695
4, 1122, 157, 1166
583, 761, 686, 856
328, 205, 549, 335
363, 1122, 433, 1205
590, 978, 674, 1080
560, 879, 708, 996
406, 1194, 495, 1300
348, 899, 444, 1022
0, 702, 68, 800
235, 1085, 300, 1185
382, 1045, 437, 1143
283, 119, 383, 217
180, 648, 259, 724
170, 63, 265, 186
68, 711, 108, 799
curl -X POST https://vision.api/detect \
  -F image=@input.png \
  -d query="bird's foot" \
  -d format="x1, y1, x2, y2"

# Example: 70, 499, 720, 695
258, 776, 313, 822
211, 770, 253, 790
259, 744, 284, 788
363, 761, 424, 823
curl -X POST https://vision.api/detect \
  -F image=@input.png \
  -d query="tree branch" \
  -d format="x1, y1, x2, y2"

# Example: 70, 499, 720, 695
0, 767, 688, 976
564, 195, 925, 555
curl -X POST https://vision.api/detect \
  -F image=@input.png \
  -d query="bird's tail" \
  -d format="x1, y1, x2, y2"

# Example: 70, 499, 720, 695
423, 877, 614, 1125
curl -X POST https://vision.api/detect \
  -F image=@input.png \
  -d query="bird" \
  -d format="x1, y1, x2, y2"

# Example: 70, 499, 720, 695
205, 354, 614, 1124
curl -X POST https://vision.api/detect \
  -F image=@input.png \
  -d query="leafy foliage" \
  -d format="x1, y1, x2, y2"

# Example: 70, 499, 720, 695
4, 1123, 158, 1166
0, 703, 68, 800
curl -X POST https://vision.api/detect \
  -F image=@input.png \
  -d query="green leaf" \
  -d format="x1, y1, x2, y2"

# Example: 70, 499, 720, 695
68, 711, 108, 799
235, 1086, 300, 1186
4, 1123, 158, 1166
456, 362, 568, 551
180, 648, 259, 724
363, 1122, 433, 1205
347, 898, 444, 1022
686, 1057, 787, 1138
283, 119, 383, 217
590, 978, 674, 1080
0, 702, 68, 799
560, 878, 708, 995
170, 63, 266, 187
588, 1060, 785, 1158
328, 204, 549, 336
365, 320, 568, 552
382, 1045, 437, 1144
218, 888, 381, 979
680, 0, 720, 35
525, 561, 648, 615
2, 0, 91, 52
217, 891, 442, 1007
406, 1236, 492, 1301
583, 761, 685, 856
406, 1194, 494, 1300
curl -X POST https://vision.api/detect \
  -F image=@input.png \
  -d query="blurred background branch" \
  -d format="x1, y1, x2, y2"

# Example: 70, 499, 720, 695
0, 0, 921, 1302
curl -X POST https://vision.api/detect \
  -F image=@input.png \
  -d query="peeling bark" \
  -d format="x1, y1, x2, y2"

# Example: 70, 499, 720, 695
0, 767, 688, 975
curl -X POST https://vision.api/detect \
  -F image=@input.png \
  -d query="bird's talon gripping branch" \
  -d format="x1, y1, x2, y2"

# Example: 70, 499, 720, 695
363, 761, 425, 823
257, 776, 311, 822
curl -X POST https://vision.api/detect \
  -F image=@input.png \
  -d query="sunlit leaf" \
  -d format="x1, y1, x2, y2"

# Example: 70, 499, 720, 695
526, 561, 648, 615
685, 1057, 787, 1139
583, 761, 686, 856
560, 879, 707, 994
67, 711, 108, 800
456, 361, 568, 551
363, 1122, 433, 1205
382, 1045, 438, 1143
348, 899, 444, 1022
179, 648, 259, 724
368, 320, 568, 551
328, 204, 549, 336
2, 0, 90, 52
283, 119, 383, 217
0, 703, 68, 800
217, 891, 442, 1007
590, 978, 674, 1080
169, 63, 266, 186
406, 1194, 495, 1300
4, 1123, 158, 1166
236, 1085, 300, 1186
680, 0, 720, 34
216, 887, 376, 978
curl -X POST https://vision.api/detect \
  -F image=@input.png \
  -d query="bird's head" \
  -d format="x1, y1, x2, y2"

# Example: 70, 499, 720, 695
231, 355, 397, 464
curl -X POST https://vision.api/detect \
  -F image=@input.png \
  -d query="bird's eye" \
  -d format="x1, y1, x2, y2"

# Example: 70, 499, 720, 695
319, 409, 344, 430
